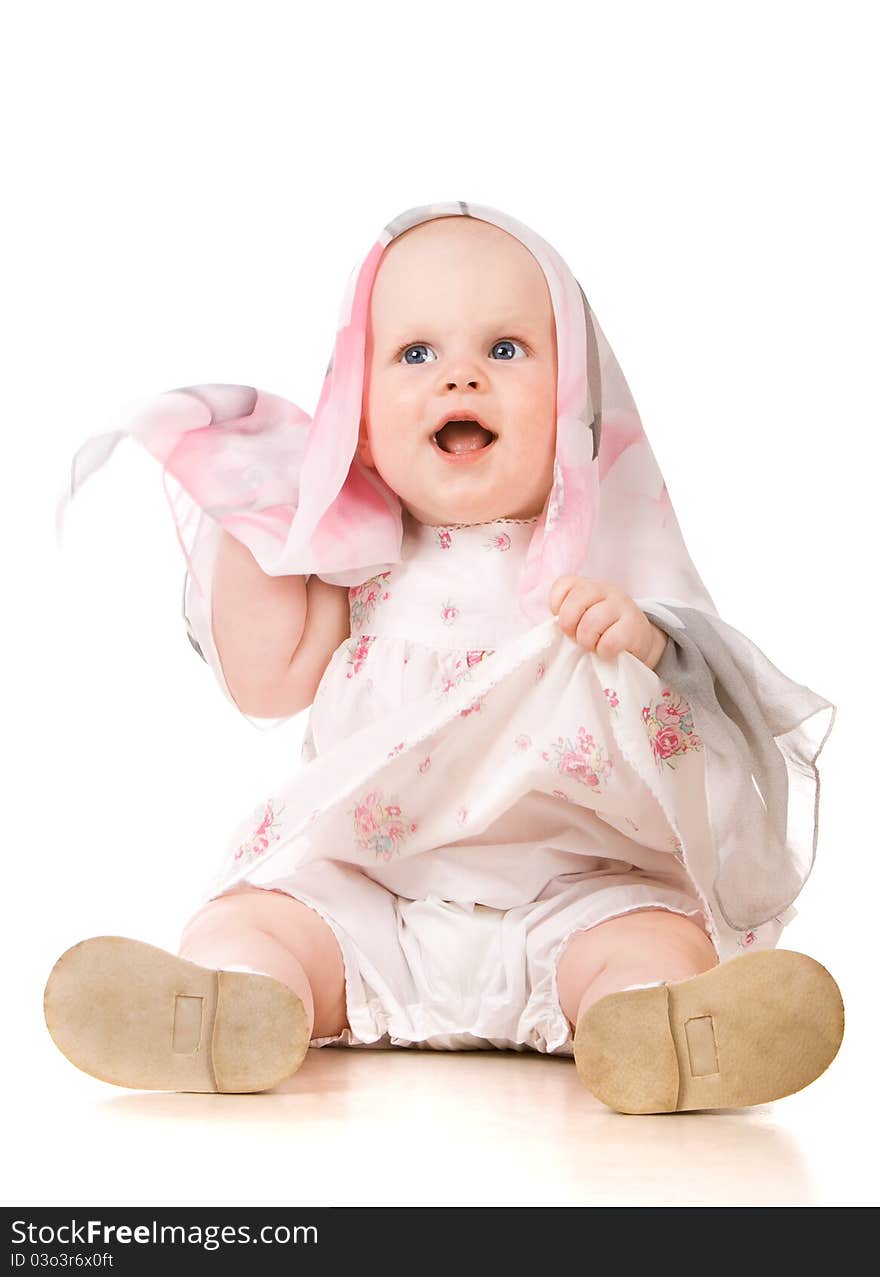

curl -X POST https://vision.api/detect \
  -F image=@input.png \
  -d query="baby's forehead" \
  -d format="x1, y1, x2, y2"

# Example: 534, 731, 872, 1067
371, 216, 552, 325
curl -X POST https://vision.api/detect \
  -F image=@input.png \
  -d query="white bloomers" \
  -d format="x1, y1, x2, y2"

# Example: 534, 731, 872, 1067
218, 858, 710, 1055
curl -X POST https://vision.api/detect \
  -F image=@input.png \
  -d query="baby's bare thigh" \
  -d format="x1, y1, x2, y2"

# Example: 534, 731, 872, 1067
180, 886, 348, 1036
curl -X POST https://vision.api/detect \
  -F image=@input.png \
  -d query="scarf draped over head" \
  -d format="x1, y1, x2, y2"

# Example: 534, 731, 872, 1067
56, 200, 835, 934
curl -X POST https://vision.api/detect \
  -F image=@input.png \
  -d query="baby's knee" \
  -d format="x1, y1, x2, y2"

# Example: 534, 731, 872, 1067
181, 886, 332, 955
179, 887, 348, 1039
564, 907, 716, 972
556, 907, 718, 1026
179, 891, 257, 952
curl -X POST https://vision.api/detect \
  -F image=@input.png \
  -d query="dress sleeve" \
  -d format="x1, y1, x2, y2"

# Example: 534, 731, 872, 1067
637, 600, 836, 931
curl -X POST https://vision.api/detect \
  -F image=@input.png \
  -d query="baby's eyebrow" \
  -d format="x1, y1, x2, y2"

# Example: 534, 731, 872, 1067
387, 318, 538, 342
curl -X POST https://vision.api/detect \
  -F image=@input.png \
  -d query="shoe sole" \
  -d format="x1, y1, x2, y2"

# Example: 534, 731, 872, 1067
44, 936, 311, 1093
573, 949, 845, 1114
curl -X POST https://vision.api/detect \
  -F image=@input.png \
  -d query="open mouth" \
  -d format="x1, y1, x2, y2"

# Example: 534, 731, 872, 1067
432, 419, 498, 455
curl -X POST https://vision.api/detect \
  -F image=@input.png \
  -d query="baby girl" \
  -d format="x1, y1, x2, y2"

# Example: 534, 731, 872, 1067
45, 200, 843, 1113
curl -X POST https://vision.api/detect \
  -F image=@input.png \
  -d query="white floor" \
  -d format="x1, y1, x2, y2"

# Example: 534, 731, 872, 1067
6, 967, 876, 1208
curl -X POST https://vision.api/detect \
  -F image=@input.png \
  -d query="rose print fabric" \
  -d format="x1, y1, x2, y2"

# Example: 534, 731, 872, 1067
211, 513, 721, 1053
55, 199, 836, 1049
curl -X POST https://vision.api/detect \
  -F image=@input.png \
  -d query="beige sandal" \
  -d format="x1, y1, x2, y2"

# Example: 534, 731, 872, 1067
44, 936, 311, 1093
573, 949, 844, 1114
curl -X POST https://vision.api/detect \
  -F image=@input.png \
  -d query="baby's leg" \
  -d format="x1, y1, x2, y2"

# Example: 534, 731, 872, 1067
557, 908, 844, 1114
555, 906, 717, 1031
179, 886, 349, 1041
44, 887, 349, 1093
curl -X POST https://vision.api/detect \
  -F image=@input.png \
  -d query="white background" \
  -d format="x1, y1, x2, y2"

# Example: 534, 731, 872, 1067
2, 0, 877, 1208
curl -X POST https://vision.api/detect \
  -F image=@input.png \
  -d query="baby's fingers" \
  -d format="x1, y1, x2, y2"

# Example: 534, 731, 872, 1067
549, 575, 607, 623
592, 618, 632, 659
574, 599, 622, 652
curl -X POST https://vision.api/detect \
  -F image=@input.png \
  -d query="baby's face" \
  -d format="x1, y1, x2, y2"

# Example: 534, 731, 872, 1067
357, 216, 558, 526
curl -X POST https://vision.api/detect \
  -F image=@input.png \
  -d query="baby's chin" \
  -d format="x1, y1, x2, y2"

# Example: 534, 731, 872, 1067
383, 451, 550, 526
401, 490, 546, 527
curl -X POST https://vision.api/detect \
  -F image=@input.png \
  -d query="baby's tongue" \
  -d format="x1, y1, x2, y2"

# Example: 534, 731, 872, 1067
438, 420, 494, 454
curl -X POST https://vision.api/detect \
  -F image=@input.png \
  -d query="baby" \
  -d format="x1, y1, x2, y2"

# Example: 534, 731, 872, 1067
45, 202, 844, 1114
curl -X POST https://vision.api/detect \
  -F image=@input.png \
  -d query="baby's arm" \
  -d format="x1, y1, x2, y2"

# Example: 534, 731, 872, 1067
211, 530, 350, 718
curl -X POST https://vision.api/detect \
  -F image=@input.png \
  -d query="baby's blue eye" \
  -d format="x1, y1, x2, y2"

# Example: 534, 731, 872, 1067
490, 339, 526, 360
401, 344, 436, 365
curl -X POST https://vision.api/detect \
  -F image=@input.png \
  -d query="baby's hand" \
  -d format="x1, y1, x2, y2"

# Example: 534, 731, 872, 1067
548, 576, 668, 670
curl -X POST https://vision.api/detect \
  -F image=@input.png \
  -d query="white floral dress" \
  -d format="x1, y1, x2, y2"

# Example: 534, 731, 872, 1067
204, 511, 786, 1056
